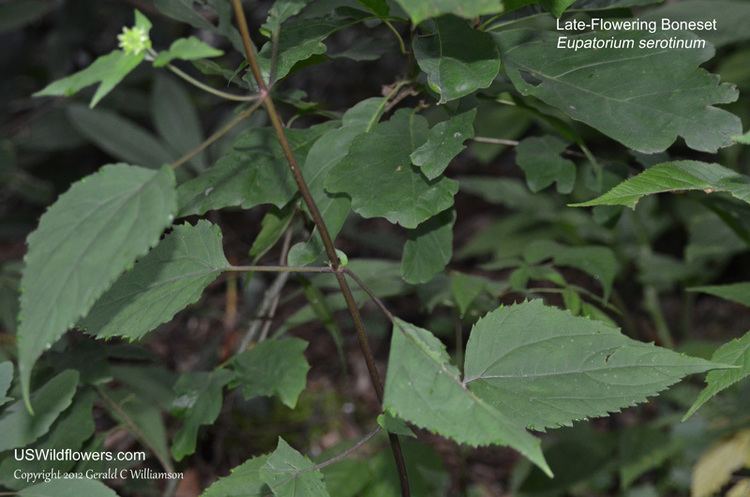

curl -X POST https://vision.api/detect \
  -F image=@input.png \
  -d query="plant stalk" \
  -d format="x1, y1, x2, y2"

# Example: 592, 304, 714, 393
229, 2, 410, 495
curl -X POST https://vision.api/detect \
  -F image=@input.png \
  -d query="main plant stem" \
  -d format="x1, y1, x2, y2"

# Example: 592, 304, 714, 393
229, 2, 410, 495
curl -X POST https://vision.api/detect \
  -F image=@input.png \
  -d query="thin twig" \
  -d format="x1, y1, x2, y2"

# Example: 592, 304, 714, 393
165, 62, 262, 102
259, 229, 294, 341
473, 136, 588, 159
230, 2, 411, 495
343, 268, 395, 323
227, 264, 334, 274
384, 20, 407, 54
171, 99, 264, 169
315, 427, 381, 470
96, 387, 174, 474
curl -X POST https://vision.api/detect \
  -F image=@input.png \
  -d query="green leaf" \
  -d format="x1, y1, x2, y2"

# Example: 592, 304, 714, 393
18, 164, 176, 405
524, 240, 619, 299
377, 413, 416, 438
413, 17, 500, 103
260, 438, 331, 497
178, 125, 333, 216
0, 392, 96, 490
644, 0, 750, 48
683, 331, 750, 420
0, 361, 12, 406
18, 479, 119, 497
736, 130, 750, 145
571, 161, 750, 209
232, 338, 310, 408
153, 37, 224, 67
0, 370, 79, 451
202, 455, 270, 497
383, 318, 552, 477
690, 283, 750, 307
34, 50, 143, 108
249, 204, 296, 261
394, 0, 504, 25
497, 30, 741, 153
325, 109, 459, 229
450, 271, 488, 317
516, 136, 576, 194
262, 0, 309, 35
67, 105, 174, 168
540, 0, 576, 16
258, 15, 357, 82
463, 300, 722, 430
103, 388, 171, 469
171, 369, 233, 461
155, 0, 243, 52
80, 221, 229, 340
400, 209, 455, 284
410, 109, 475, 180
295, 97, 387, 264
151, 74, 207, 170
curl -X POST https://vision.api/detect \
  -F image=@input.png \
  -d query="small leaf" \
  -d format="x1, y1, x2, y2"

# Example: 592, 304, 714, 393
683, 331, 750, 420
18, 164, 176, 405
690, 282, 750, 307
463, 300, 722, 431
261, 438, 331, 497
377, 413, 415, 438
262, 0, 308, 35
692, 430, 750, 497
202, 454, 270, 497
249, 204, 296, 261
103, 388, 171, 469
0, 370, 79, 452
413, 17, 500, 103
18, 479, 119, 497
383, 318, 551, 476
34, 50, 143, 107
450, 271, 488, 317
171, 369, 233, 461
540, 0, 576, 16
524, 240, 619, 299
571, 161, 750, 209
410, 109, 476, 180
153, 37, 224, 67
257, 15, 356, 82
394, 0, 504, 25
401, 209, 455, 284
325, 109, 458, 229
68, 105, 174, 168
497, 30, 741, 153
80, 221, 229, 340
516, 136, 576, 194
736, 130, 750, 144
232, 338, 310, 408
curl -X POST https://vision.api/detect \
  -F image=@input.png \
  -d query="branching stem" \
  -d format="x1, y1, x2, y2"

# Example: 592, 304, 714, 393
230, 2, 410, 495
164, 62, 262, 102
170, 99, 263, 169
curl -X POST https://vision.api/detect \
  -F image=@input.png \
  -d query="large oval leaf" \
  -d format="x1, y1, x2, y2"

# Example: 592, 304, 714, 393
18, 164, 177, 404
